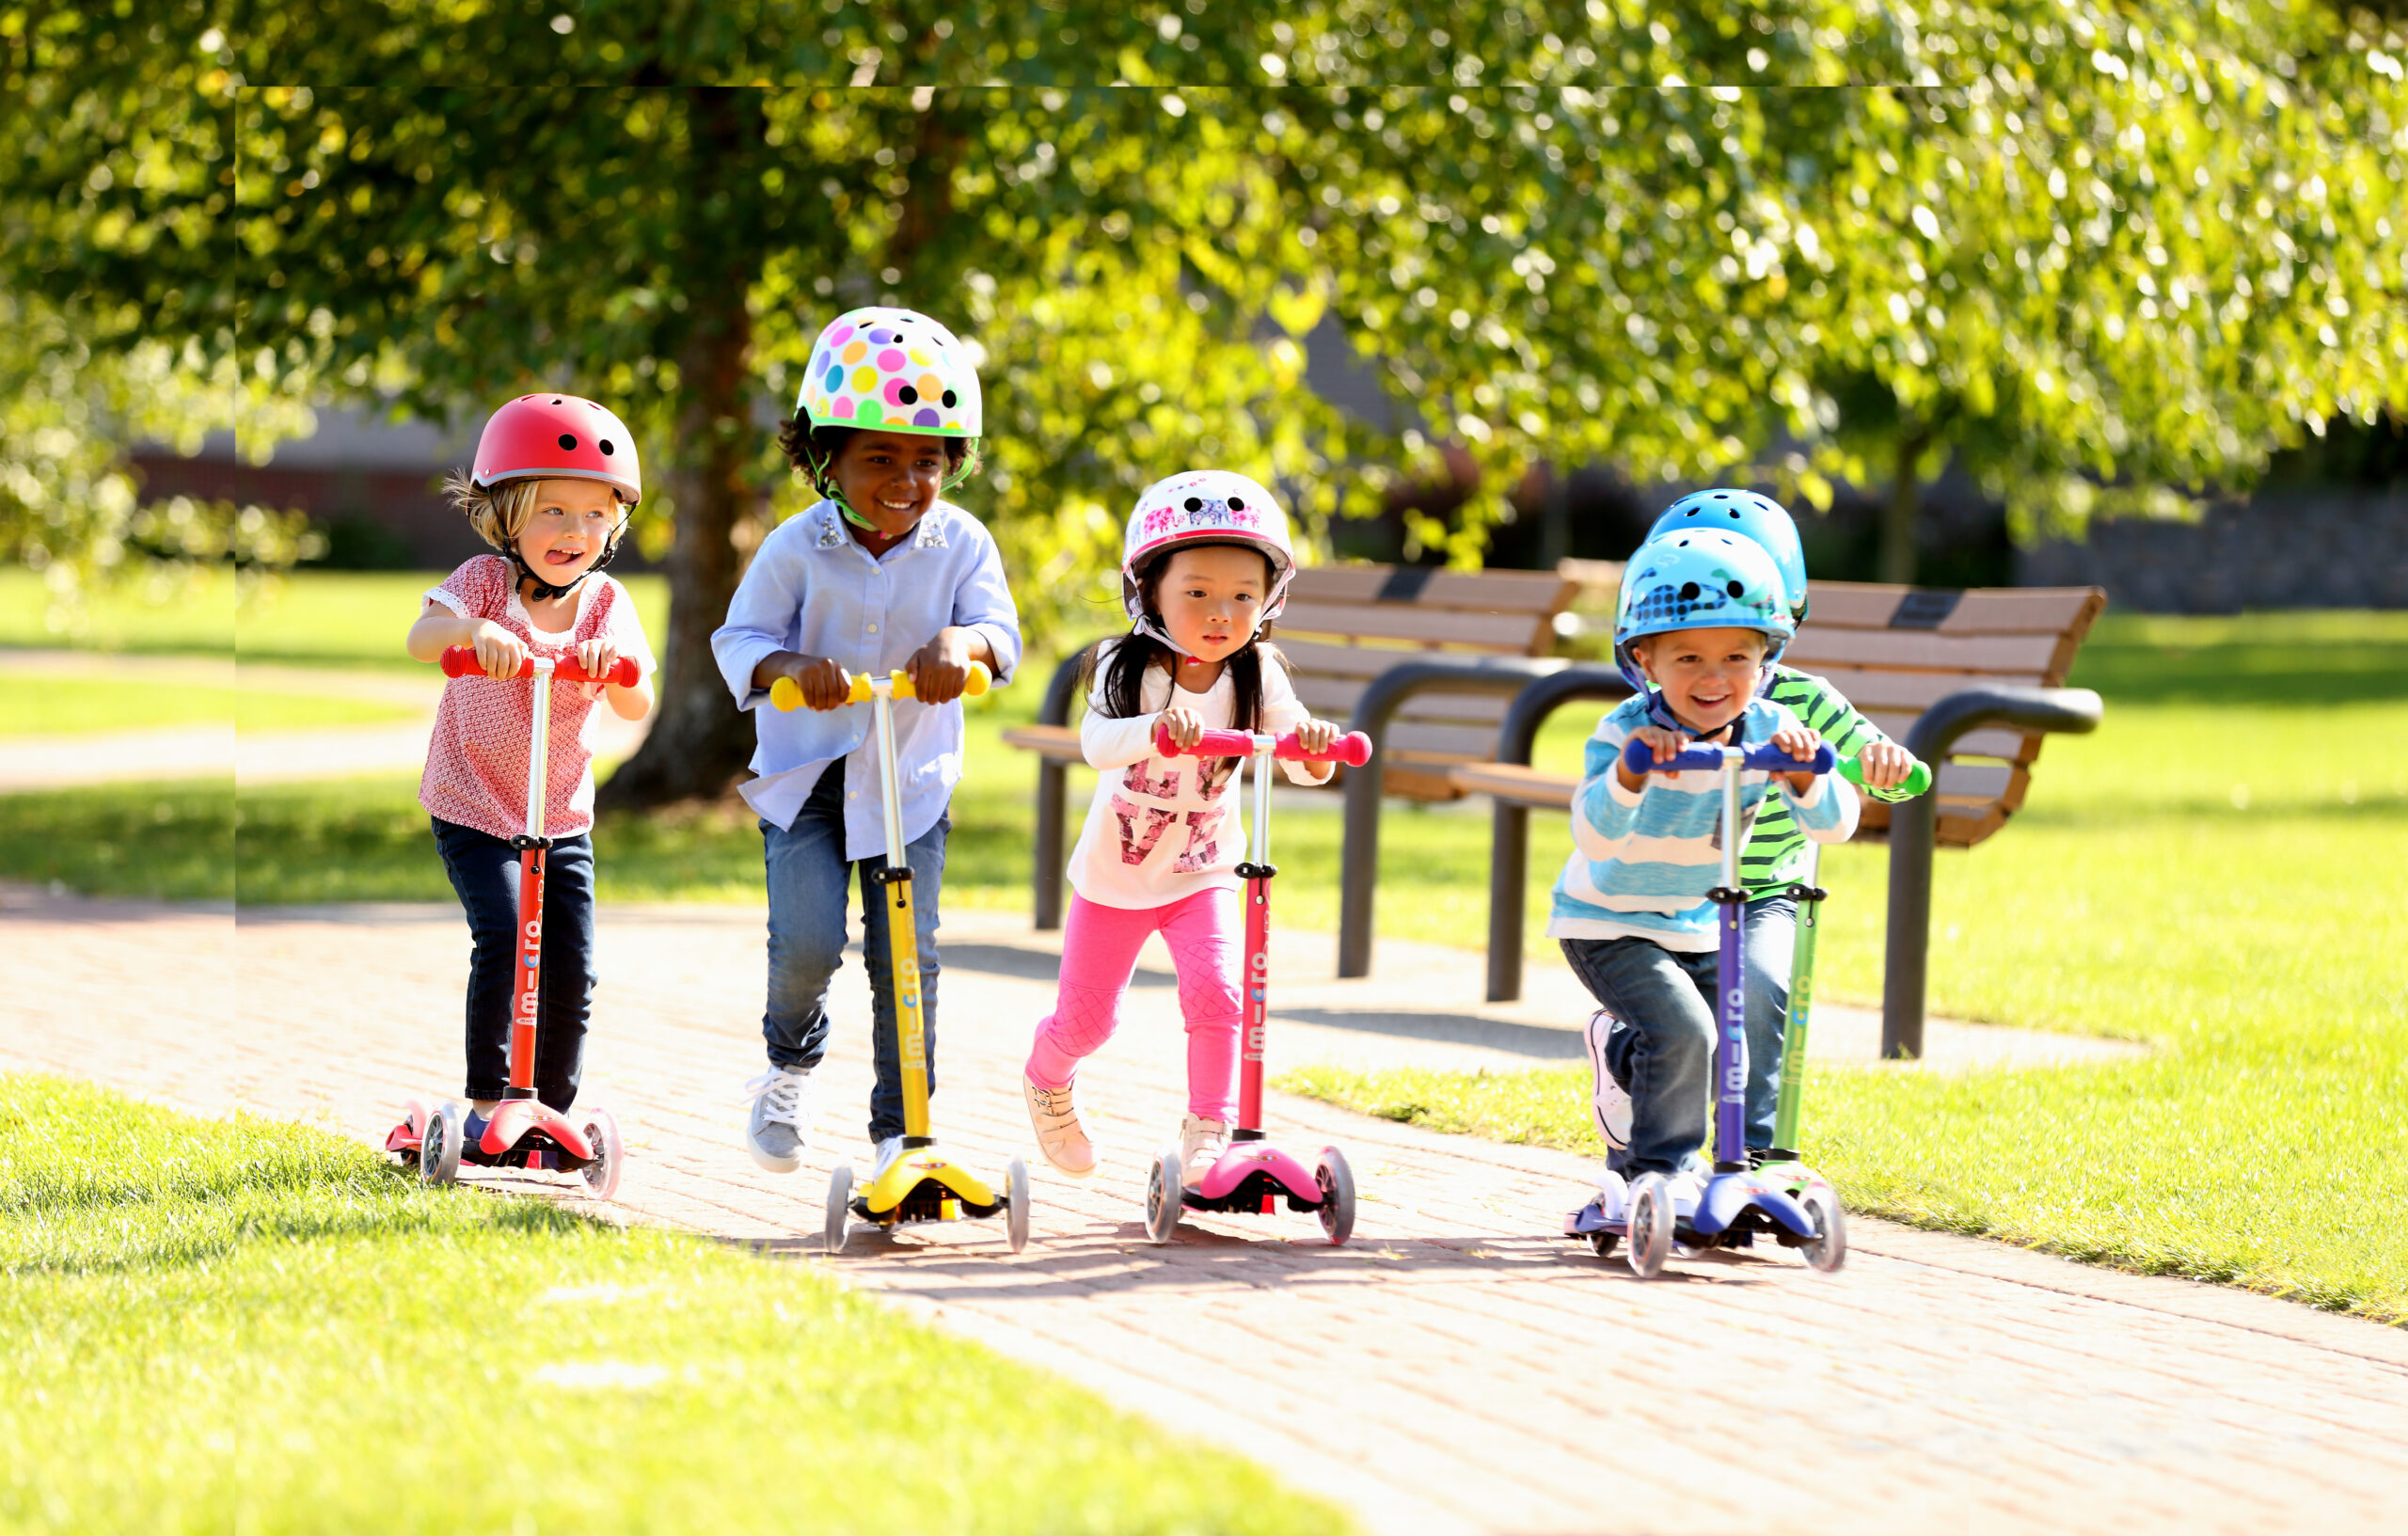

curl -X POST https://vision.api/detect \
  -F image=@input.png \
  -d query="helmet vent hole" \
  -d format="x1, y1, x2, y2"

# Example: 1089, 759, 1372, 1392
598, 440, 615, 456
1227, 496, 1245, 510
557, 434, 578, 451
941, 389, 958, 407
899, 386, 919, 404
1678, 581, 1701, 601
1727, 580, 1744, 597
1183, 497, 1202, 512
550, 398, 563, 405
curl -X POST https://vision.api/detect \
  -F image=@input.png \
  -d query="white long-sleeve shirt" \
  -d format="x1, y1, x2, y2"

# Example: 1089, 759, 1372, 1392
1065, 641, 1326, 910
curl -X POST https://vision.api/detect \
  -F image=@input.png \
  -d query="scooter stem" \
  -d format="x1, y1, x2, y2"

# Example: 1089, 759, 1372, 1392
1237, 736, 1276, 1133
1711, 748, 1749, 1171
508, 657, 556, 1101
1771, 846, 1822, 1153
866, 678, 933, 1141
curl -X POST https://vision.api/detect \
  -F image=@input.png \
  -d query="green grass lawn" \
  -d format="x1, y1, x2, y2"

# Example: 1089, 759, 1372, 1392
0, 1074, 1347, 1535
1279, 611, 2408, 1323
0, 567, 232, 655
0, 674, 412, 737
235, 569, 671, 671
0, 781, 232, 900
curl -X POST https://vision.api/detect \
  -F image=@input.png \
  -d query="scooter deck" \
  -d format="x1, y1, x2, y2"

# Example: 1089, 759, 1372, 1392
386, 1099, 600, 1171
854, 1148, 1007, 1224
1181, 1139, 1330, 1214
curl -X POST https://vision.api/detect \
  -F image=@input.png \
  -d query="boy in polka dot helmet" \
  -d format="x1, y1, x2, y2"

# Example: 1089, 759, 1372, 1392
716, 304, 1022, 1176
781, 305, 983, 532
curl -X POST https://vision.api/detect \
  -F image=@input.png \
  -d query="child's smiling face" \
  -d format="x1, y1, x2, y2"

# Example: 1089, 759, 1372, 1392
1154, 544, 1271, 665
515, 477, 620, 587
831, 430, 946, 536
1631, 625, 1768, 734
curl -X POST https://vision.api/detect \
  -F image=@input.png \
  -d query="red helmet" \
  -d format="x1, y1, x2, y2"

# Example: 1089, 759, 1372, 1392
470, 394, 642, 505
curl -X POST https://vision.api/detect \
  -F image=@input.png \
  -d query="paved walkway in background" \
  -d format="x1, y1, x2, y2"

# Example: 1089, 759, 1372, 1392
3, 890, 2400, 1536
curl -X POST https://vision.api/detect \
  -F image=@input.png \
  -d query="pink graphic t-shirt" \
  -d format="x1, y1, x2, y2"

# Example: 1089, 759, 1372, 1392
417, 555, 656, 841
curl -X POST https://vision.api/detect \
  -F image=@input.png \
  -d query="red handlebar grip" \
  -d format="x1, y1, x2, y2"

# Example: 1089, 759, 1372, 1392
1152, 721, 1374, 766
439, 645, 640, 688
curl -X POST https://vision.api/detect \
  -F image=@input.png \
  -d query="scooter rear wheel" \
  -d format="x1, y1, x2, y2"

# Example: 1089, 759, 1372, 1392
578, 1106, 625, 1201
1315, 1147, 1356, 1246
422, 1101, 465, 1185
1005, 1155, 1031, 1254
825, 1162, 854, 1255
1144, 1148, 1182, 1245
1801, 1187, 1847, 1274
1625, 1174, 1673, 1280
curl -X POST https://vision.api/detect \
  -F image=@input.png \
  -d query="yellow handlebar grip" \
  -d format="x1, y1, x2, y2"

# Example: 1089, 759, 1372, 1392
847, 673, 876, 705
768, 676, 802, 712
779, 662, 995, 708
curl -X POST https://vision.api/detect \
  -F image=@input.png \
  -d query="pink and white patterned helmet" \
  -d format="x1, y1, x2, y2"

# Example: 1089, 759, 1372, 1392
1119, 469, 1296, 650
796, 306, 981, 439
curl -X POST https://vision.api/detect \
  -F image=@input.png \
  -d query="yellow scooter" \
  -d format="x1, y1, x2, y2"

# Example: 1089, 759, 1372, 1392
769, 661, 1030, 1255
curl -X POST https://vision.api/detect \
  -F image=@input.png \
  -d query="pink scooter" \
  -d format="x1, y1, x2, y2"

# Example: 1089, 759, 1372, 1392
386, 645, 637, 1200
1143, 720, 1372, 1245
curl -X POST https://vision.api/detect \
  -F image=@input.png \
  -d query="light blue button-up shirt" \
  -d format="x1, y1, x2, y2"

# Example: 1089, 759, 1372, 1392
711, 499, 1022, 855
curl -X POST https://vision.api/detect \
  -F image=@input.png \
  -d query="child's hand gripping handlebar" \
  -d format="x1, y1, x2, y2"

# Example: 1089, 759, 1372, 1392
768, 661, 991, 712
439, 645, 641, 688
1152, 721, 1375, 766
1838, 753, 1934, 797
1621, 736, 1840, 776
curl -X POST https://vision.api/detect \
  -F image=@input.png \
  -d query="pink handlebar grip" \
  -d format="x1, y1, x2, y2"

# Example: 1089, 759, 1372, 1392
440, 645, 640, 688
1153, 721, 1374, 766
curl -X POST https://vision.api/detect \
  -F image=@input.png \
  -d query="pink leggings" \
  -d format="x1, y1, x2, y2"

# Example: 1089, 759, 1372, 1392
1026, 889, 1242, 1122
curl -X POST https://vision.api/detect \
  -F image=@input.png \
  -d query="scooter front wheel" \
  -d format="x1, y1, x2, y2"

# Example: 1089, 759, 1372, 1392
825, 1161, 854, 1255
1625, 1174, 1673, 1280
1315, 1146, 1356, 1246
1801, 1187, 1848, 1274
1006, 1154, 1031, 1254
578, 1106, 625, 1201
1144, 1148, 1182, 1245
422, 1101, 465, 1185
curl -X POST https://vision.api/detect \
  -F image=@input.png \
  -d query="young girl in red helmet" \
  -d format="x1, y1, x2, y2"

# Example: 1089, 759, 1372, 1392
1021, 470, 1342, 1188
404, 394, 657, 1139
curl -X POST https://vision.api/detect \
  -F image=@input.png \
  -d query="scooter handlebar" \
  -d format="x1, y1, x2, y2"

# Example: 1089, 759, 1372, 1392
768, 660, 991, 712
1839, 753, 1935, 798
1152, 721, 1374, 766
1620, 736, 1839, 777
439, 645, 640, 688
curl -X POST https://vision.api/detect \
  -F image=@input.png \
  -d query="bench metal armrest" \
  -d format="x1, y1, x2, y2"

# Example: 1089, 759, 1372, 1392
1338, 655, 1566, 977
1883, 684, 2104, 1058
1024, 650, 1094, 929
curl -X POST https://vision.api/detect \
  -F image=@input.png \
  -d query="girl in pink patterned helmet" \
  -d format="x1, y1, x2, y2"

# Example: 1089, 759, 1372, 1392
1021, 470, 1340, 1188
403, 393, 657, 1134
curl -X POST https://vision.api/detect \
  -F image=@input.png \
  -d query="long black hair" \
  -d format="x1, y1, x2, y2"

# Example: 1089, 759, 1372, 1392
1079, 543, 1280, 732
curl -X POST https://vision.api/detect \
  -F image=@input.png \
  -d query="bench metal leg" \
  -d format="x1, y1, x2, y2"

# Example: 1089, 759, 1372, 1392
1034, 759, 1067, 931
1485, 801, 1529, 1003
1338, 755, 1384, 977
1881, 792, 1936, 1059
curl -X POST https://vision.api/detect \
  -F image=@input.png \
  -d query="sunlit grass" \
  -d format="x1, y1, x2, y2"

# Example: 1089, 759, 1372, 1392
0, 1074, 1349, 1535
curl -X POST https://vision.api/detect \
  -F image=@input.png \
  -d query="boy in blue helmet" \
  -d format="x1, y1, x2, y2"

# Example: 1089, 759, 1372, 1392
1575, 491, 1920, 1164
1549, 529, 1860, 1216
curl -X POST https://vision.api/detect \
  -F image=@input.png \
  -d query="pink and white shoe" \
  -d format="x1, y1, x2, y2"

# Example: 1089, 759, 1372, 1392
1024, 1075, 1097, 1179
1178, 1115, 1228, 1188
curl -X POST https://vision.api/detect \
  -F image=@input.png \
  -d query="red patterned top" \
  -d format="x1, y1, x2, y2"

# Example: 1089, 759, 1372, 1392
417, 556, 656, 840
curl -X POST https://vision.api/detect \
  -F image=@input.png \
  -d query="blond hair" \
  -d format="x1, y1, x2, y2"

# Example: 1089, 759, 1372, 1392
442, 470, 549, 556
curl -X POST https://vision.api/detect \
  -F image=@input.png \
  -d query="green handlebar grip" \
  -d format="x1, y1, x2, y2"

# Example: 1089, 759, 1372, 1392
1839, 753, 1934, 797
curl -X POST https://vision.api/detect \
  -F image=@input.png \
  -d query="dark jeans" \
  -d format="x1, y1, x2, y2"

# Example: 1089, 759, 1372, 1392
1560, 935, 1719, 1178
761, 765, 949, 1145
431, 817, 594, 1111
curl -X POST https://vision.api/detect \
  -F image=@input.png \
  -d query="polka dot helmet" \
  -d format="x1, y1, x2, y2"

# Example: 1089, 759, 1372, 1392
470, 393, 642, 504
1120, 469, 1297, 654
1611, 529, 1797, 695
797, 306, 982, 442
1646, 487, 1810, 621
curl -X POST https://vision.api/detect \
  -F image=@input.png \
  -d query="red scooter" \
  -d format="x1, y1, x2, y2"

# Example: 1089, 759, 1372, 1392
386, 645, 637, 1200
1144, 720, 1371, 1245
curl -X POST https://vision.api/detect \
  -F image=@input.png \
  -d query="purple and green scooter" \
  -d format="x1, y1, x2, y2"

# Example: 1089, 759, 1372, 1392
1565, 740, 1926, 1278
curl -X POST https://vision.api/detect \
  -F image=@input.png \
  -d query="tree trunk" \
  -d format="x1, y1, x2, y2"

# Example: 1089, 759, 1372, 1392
1879, 430, 1928, 586
595, 90, 763, 812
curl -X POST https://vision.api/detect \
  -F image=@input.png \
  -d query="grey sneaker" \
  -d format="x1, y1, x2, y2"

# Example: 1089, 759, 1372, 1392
1584, 1009, 1632, 1152
741, 1066, 814, 1173
871, 1134, 907, 1181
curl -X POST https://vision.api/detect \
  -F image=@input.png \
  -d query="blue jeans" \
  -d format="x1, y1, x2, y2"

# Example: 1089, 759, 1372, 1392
761, 766, 948, 1144
1742, 895, 1798, 1150
431, 817, 594, 1111
1560, 936, 1717, 1178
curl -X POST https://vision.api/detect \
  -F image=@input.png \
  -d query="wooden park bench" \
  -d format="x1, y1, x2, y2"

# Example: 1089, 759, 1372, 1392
1446, 581, 2108, 1057
1002, 562, 1576, 947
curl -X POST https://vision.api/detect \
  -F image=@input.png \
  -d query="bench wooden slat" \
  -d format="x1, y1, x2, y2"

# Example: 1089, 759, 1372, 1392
1861, 713, 2034, 764
1385, 721, 1515, 761
1450, 762, 1576, 809
1803, 583, 2106, 642
1275, 638, 1445, 677
1000, 724, 1085, 761
1784, 628, 2069, 677
1291, 566, 1575, 614
1275, 599, 1550, 653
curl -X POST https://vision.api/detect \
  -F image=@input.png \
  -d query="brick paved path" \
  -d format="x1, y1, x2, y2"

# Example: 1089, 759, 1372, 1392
6, 889, 2404, 1535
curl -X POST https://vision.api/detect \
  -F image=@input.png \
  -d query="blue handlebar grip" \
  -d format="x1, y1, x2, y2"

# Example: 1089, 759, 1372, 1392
1620, 737, 1838, 775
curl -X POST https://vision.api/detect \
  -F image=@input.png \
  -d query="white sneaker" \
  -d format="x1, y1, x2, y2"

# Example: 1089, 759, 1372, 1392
740, 1066, 814, 1173
1024, 1075, 1098, 1179
871, 1134, 907, 1181
1177, 1115, 1228, 1188
1584, 1009, 1632, 1152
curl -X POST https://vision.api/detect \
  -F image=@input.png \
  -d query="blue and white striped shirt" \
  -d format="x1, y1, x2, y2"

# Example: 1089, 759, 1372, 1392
1546, 693, 1859, 951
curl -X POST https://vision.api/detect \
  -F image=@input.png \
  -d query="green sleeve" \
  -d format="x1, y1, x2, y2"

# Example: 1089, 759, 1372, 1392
1779, 667, 1920, 804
